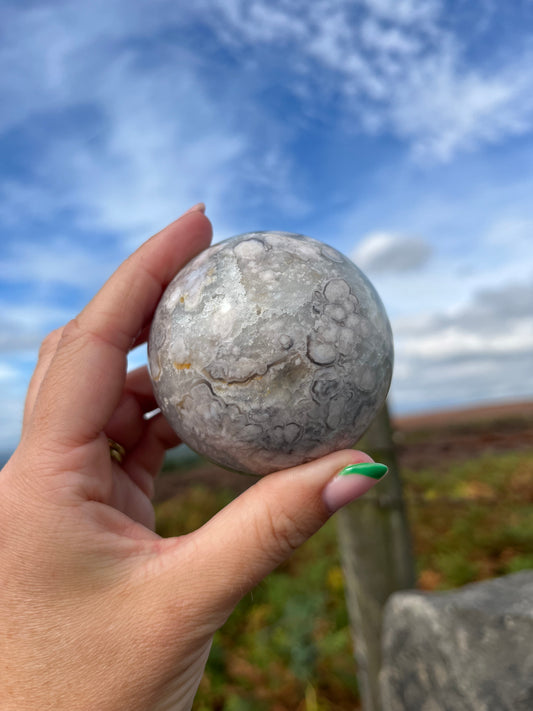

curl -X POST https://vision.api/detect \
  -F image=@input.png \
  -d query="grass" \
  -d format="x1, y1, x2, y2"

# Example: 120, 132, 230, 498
154, 447, 533, 710
156, 487, 357, 710
406, 450, 533, 589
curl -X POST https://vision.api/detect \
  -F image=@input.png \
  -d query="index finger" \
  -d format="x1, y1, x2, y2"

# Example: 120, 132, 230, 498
31, 209, 212, 448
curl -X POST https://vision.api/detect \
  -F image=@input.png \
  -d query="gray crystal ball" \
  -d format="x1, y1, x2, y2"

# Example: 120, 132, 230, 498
148, 231, 393, 476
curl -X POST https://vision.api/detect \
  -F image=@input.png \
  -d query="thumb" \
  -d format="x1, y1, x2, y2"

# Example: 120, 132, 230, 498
164, 449, 388, 613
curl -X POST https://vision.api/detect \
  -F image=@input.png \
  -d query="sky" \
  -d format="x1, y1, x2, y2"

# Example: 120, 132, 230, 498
1, 0, 533, 453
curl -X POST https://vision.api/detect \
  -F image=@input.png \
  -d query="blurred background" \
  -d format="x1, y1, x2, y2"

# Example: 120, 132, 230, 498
1, 1, 532, 709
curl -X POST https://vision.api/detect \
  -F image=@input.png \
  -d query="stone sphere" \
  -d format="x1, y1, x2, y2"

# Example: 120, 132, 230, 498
148, 231, 393, 475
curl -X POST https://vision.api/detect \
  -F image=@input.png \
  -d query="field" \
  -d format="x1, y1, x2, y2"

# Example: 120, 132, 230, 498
154, 400, 533, 711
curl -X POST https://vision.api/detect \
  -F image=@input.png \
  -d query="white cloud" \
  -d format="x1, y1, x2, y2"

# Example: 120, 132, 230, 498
0, 236, 114, 290
333, 148, 533, 414
351, 232, 432, 273
360, 18, 421, 55
2, 0, 533, 225
0, 362, 19, 382
399, 323, 533, 360
1, 0, 533, 446
0, 8, 306, 248
0, 181, 69, 227
391, 51, 533, 161
391, 350, 533, 412
244, 2, 308, 42
0, 303, 72, 354
485, 217, 533, 252
196, 0, 533, 161
360, 0, 441, 26
390, 277, 533, 410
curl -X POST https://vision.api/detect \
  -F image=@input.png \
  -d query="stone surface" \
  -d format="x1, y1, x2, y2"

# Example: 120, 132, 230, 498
148, 231, 393, 475
380, 571, 533, 711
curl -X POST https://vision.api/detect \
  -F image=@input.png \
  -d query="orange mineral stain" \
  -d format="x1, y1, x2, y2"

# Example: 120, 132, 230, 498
173, 362, 191, 370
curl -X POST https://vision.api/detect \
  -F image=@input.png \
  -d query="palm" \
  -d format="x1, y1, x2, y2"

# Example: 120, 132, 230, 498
109, 459, 156, 530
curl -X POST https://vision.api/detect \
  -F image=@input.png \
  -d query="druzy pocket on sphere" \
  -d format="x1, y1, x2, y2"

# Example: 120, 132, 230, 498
148, 231, 393, 475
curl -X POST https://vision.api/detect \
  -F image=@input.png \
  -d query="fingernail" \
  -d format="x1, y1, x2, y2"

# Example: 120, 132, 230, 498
184, 202, 206, 215
323, 462, 388, 514
338, 462, 388, 479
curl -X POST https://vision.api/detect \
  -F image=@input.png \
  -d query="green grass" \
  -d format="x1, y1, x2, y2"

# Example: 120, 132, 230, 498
404, 450, 533, 589
154, 448, 533, 710
156, 486, 357, 710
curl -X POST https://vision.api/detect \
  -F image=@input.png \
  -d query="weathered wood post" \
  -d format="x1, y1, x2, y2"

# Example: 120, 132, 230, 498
336, 402, 416, 711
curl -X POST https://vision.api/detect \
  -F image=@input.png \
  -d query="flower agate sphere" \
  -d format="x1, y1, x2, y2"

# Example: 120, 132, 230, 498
148, 232, 393, 476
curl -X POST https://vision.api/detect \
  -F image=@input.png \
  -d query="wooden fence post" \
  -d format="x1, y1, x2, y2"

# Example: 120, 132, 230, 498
336, 402, 416, 711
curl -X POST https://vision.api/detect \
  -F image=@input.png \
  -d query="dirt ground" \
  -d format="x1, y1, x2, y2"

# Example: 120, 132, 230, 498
153, 399, 533, 503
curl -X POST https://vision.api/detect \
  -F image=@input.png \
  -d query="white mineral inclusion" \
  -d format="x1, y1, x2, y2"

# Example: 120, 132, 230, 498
148, 231, 393, 475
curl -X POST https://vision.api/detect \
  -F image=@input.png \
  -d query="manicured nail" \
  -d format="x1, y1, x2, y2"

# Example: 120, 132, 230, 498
338, 462, 388, 479
184, 202, 206, 215
322, 462, 388, 513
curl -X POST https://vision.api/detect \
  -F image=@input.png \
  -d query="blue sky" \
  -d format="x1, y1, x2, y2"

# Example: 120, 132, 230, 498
1, 0, 533, 452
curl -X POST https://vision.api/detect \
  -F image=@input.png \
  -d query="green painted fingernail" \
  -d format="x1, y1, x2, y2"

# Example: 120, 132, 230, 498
338, 462, 389, 479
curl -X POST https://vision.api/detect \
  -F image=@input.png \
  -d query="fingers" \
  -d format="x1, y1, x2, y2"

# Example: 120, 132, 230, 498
123, 413, 180, 493
22, 326, 64, 430
30, 209, 212, 449
104, 366, 179, 486
104, 366, 160, 453
157, 449, 387, 616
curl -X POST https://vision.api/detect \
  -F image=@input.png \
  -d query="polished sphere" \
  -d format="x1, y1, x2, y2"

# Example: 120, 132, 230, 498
148, 232, 393, 475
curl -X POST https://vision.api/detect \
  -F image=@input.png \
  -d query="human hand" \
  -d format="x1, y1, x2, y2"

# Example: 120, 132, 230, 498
0, 205, 387, 711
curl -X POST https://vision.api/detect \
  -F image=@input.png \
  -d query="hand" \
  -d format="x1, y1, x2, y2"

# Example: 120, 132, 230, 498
0, 206, 386, 711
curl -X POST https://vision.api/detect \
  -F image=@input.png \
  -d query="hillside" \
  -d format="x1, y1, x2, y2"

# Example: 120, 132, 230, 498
155, 399, 533, 502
